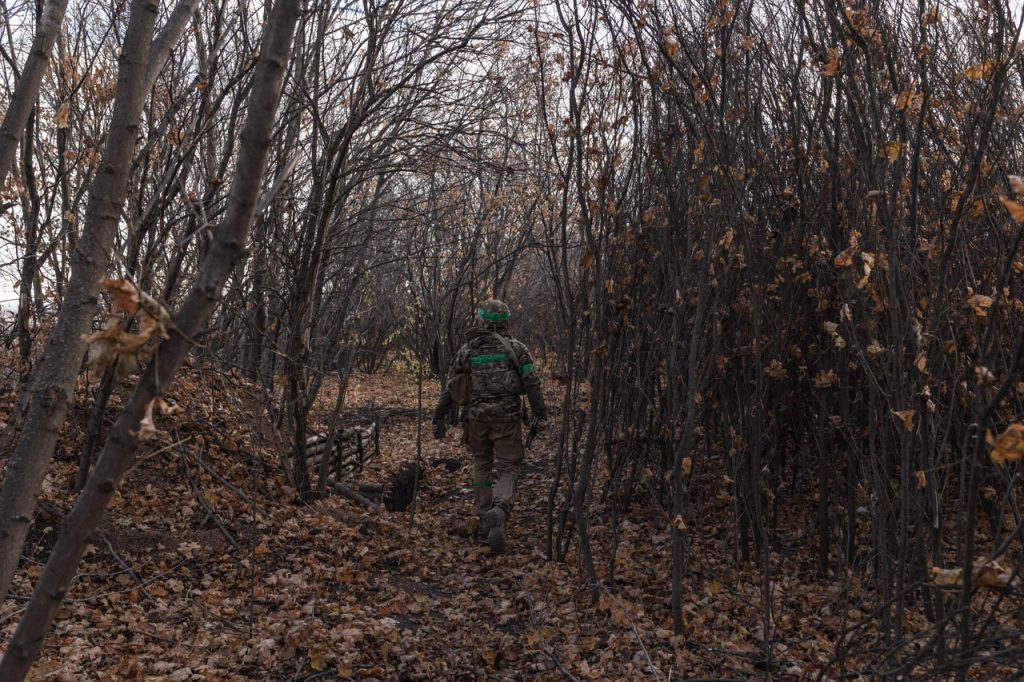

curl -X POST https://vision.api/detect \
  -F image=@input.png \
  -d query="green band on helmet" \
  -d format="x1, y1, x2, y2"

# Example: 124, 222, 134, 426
520, 363, 535, 375
471, 353, 509, 365
471, 480, 492, 488
477, 308, 510, 322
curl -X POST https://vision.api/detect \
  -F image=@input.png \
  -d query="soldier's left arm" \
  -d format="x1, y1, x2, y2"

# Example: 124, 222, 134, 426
514, 340, 547, 419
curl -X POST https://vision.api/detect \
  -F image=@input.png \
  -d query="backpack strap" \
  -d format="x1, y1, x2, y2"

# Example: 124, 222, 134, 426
489, 333, 522, 373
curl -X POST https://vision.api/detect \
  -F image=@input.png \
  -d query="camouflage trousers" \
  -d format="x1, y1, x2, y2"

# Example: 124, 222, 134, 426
466, 420, 524, 516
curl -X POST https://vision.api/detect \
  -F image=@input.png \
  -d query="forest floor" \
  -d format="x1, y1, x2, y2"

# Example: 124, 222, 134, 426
0, 365, 933, 680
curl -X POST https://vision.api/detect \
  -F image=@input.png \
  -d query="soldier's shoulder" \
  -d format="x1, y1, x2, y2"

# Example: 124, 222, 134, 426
453, 343, 472, 362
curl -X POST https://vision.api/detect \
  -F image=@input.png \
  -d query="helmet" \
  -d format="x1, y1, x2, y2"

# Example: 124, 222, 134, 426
475, 299, 511, 330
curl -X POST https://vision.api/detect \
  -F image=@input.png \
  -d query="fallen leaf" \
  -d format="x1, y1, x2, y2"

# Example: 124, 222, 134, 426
932, 559, 1021, 589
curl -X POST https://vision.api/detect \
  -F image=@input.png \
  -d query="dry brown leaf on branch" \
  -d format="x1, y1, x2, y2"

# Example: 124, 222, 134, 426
1009, 175, 1024, 197
101, 278, 142, 315
663, 33, 680, 58
136, 397, 181, 441
884, 141, 903, 162
833, 247, 854, 268
895, 90, 923, 112
83, 279, 171, 376
987, 423, 1024, 465
55, 101, 70, 128
999, 196, 1024, 223
100, 277, 170, 324
967, 294, 994, 317
82, 319, 149, 373
963, 60, 997, 80
812, 369, 837, 389
819, 49, 840, 77
914, 352, 928, 374
891, 409, 915, 432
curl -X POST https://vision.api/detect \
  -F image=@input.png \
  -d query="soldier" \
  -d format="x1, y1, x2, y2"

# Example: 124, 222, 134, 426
431, 299, 548, 553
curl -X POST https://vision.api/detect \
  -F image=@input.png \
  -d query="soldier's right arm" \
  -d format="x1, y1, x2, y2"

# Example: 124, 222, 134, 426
433, 389, 453, 423
434, 344, 470, 421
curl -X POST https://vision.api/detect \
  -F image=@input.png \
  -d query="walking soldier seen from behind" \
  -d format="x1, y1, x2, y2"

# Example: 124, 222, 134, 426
431, 299, 548, 554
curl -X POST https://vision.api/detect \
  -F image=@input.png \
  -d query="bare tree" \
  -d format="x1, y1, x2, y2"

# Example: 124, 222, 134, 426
0, 0, 70, 187
0, 0, 161, 603
0, 0, 302, 676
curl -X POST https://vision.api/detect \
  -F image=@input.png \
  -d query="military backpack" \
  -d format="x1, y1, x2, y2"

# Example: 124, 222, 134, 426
447, 333, 525, 406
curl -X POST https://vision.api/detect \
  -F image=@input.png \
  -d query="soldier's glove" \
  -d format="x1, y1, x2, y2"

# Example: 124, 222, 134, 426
431, 417, 446, 440
535, 416, 549, 432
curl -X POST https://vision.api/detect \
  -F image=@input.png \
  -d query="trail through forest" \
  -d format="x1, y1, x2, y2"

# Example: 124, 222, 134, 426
0, 366, 936, 680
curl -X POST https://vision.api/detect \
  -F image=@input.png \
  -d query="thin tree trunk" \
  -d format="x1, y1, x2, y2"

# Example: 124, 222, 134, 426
0, 0, 301, 675
16, 110, 40, 366
143, 0, 204, 94
0, 0, 70, 187
0, 0, 161, 604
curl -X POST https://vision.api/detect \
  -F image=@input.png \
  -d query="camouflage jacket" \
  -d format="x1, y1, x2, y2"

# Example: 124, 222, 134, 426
436, 329, 543, 423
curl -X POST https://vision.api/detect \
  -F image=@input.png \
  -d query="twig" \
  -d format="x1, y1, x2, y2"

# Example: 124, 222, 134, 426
128, 435, 193, 472
101, 535, 154, 603
254, 150, 302, 215
180, 446, 241, 550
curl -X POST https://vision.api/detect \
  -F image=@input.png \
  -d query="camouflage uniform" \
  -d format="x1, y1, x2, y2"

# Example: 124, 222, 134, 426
432, 300, 547, 551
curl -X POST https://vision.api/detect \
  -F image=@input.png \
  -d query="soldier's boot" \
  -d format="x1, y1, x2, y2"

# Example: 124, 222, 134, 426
482, 506, 506, 554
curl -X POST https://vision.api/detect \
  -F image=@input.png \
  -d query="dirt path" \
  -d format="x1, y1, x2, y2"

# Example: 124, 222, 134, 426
342, 378, 584, 680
